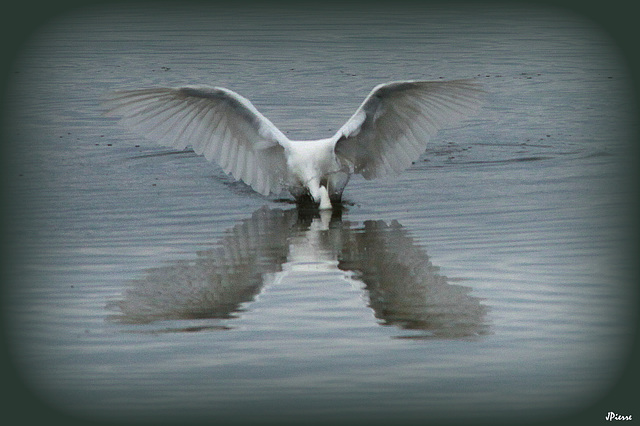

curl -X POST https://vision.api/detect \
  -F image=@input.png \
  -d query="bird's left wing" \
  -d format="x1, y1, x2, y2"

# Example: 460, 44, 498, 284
104, 86, 291, 196
334, 80, 484, 179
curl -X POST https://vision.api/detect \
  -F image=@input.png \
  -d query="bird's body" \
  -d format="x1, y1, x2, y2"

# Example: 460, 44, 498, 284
105, 80, 484, 209
285, 137, 349, 208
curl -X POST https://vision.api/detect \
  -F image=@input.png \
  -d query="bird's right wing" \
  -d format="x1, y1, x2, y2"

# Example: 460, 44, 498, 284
334, 80, 484, 179
104, 86, 291, 196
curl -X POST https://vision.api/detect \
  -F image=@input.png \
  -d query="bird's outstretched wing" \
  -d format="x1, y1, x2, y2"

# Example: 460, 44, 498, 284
334, 80, 484, 179
104, 86, 291, 196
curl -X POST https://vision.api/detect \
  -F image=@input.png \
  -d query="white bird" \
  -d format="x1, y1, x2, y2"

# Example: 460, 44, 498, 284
105, 79, 484, 209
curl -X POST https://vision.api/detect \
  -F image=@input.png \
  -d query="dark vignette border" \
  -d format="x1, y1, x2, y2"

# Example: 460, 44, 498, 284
0, 1, 637, 425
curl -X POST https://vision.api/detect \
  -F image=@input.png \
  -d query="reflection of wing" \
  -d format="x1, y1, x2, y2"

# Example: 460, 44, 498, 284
110, 206, 489, 339
109, 207, 296, 324
338, 220, 489, 338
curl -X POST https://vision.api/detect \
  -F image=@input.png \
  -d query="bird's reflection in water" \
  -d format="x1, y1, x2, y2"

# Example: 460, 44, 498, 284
109, 207, 489, 339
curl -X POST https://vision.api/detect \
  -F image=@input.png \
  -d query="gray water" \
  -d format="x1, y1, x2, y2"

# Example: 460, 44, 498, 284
3, 4, 637, 425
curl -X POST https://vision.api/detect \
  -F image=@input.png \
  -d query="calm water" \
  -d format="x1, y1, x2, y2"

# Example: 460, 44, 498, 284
3, 4, 637, 425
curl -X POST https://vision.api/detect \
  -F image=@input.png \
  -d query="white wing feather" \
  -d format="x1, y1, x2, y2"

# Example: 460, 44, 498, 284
334, 80, 485, 179
104, 86, 291, 196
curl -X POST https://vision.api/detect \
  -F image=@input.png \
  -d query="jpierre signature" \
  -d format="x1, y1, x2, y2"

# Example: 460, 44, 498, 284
606, 412, 632, 421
